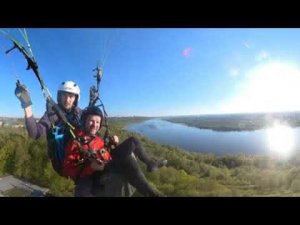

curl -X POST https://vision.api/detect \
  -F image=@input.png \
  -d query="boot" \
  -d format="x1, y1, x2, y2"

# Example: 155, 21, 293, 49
130, 137, 168, 173
147, 159, 168, 172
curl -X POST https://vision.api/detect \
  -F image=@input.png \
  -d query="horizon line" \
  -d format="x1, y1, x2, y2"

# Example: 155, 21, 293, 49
2, 110, 300, 119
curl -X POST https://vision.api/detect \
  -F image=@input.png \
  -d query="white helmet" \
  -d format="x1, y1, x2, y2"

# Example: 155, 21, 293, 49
57, 81, 80, 106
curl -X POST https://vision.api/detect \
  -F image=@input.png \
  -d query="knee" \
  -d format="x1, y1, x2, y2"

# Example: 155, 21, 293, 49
127, 136, 139, 145
74, 177, 93, 197
74, 184, 93, 197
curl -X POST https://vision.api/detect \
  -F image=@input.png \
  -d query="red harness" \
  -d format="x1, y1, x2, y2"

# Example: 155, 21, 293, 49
62, 128, 112, 179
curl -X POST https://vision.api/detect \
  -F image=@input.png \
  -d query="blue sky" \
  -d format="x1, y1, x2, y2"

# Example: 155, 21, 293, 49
1, 28, 300, 118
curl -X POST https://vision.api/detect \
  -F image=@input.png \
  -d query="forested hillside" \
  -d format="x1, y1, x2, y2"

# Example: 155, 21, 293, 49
2, 121, 300, 196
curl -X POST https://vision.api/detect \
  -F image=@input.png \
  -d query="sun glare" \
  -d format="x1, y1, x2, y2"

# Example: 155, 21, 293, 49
222, 61, 300, 113
266, 123, 295, 158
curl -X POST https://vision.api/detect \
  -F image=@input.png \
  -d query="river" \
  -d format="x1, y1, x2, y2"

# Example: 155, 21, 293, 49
126, 119, 300, 156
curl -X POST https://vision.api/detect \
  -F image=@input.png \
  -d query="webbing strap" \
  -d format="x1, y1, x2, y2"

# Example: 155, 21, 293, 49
52, 126, 65, 164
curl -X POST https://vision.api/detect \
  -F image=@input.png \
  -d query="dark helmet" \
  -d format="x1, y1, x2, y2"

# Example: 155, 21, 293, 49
81, 106, 104, 127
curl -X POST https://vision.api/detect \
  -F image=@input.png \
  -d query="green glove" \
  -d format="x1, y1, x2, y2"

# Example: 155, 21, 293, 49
15, 81, 32, 109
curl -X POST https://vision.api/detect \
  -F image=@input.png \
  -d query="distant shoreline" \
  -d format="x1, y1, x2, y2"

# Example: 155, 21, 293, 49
162, 112, 300, 132
3, 111, 300, 132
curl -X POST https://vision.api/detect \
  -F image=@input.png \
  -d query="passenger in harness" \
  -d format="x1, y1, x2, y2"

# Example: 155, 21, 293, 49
63, 106, 167, 197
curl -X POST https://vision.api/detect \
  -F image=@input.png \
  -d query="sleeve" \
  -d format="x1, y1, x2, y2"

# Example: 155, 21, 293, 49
25, 112, 52, 139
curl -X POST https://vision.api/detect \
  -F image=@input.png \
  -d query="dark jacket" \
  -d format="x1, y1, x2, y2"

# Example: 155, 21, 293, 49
25, 106, 82, 174
25, 107, 82, 139
25, 107, 82, 157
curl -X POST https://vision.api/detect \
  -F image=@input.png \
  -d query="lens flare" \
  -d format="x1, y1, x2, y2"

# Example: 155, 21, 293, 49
182, 48, 193, 58
266, 123, 295, 159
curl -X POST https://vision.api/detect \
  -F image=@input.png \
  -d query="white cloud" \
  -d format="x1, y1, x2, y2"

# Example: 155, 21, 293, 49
220, 61, 300, 114
229, 67, 239, 77
255, 50, 270, 61
242, 41, 251, 49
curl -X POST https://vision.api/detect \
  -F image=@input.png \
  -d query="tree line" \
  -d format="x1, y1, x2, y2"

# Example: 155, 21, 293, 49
1, 122, 300, 196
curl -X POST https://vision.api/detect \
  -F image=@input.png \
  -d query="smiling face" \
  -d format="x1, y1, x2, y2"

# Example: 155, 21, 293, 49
85, 115, 102, 135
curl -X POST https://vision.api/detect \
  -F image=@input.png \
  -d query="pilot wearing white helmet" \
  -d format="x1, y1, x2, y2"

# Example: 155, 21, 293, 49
15, 80, 83, 174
